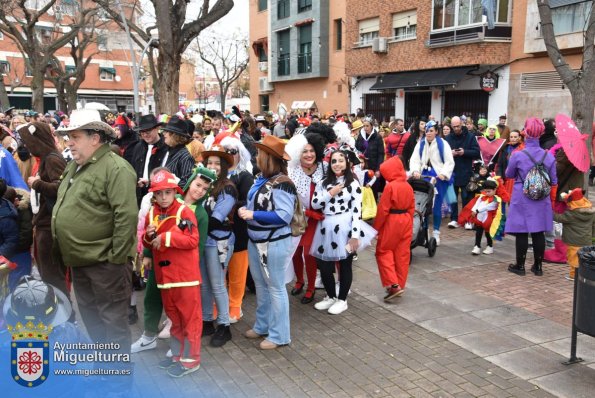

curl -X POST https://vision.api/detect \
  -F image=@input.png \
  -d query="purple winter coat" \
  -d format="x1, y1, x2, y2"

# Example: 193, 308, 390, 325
504, 138, 557, 234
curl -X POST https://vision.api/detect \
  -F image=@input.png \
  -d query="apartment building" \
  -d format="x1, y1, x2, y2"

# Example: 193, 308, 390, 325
249, 0, 348, 115
506, 0, 586, 129
0, 0, 142, 113
346, 0, 513, 126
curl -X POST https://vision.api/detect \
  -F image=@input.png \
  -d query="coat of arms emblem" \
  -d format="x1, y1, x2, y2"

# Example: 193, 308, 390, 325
8, 321, 52, 387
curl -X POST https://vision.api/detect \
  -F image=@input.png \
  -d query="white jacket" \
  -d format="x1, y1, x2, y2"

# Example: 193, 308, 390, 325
409, 137, 455, 179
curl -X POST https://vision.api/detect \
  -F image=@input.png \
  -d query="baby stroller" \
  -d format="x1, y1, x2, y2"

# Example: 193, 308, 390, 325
409, 178, 437, 260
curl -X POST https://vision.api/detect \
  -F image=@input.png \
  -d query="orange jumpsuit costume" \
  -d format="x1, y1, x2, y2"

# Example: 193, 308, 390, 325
143, 175, 202, 369
374, 156, 415, 289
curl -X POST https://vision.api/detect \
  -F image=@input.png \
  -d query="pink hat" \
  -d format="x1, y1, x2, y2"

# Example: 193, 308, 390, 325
524, 117, 545, 138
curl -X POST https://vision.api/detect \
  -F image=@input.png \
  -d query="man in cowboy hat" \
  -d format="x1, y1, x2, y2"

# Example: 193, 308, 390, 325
52, 108, 138, 354
130, 113, 168, 205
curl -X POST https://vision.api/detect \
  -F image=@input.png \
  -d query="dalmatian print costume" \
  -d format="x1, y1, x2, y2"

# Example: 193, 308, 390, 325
310, 176, 376, 261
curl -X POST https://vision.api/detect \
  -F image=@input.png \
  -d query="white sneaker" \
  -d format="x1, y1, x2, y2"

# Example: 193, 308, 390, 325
464, 222, 473, 230
432, 230, 441, 246
166, 349, 173, 358
328, 299, 348, 315
314, 296, 337, 311
315, 271, 324, 289
448, 221, 460, 229
229, 309, 243, 324
131, 334, 157, 353
483, 246, 494, 255
471, 246, 481, 255
158, 318, 172, 339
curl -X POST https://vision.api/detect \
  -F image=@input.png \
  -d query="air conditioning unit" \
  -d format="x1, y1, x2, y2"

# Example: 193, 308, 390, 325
259, 77, 273, 92
258, 62, 268, 72
372, 37, 388, 53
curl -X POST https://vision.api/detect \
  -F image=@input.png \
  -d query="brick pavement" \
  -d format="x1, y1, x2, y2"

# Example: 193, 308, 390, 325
129, 282, 554, 397
436, 227, 574, 327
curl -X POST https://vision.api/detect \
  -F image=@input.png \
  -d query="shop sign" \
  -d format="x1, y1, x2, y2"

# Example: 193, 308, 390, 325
480, 71, 498, 92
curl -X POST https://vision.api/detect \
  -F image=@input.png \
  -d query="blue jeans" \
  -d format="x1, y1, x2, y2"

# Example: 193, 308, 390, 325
201, 243, 233, 325
248, 238, 292, 345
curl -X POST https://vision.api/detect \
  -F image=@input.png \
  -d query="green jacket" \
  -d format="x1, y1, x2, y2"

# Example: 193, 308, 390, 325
52, 144, 138, 267
554, 206, 595, 247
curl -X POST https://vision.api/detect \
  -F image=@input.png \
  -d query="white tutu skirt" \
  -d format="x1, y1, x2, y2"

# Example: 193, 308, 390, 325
310, 213, 377, 261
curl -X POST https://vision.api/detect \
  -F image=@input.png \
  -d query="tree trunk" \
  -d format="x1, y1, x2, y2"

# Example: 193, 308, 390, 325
0, 76, 10, 110
55, 80, 68, 112
156, 54, 181, 115
569, 83, 595, 136
66, 86, 78, 114
30, 72, 45, 113
219, 86, 226, 113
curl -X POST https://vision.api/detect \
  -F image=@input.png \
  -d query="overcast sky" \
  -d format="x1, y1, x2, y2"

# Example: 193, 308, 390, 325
208, 1, 249, 37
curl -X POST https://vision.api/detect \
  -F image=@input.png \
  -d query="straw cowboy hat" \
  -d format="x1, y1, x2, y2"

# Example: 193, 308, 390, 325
254, 135, 291, 161
55, 109, 117, 139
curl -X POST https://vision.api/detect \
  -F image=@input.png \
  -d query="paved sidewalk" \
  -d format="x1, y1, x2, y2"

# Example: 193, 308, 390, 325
125, 212, 595, 397
351, 225, 595, 398
131, 283, 554, 398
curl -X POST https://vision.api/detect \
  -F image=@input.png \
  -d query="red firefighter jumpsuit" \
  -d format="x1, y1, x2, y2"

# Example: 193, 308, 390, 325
144, 200, 202, 369
374, 156, 415, 289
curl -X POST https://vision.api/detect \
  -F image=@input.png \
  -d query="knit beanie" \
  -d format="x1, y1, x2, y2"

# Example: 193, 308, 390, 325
524, 117, 545, 138
478, 118, 488, 128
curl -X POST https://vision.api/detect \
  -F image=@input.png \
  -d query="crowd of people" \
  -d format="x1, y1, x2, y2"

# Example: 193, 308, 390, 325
0, 103, 593, 381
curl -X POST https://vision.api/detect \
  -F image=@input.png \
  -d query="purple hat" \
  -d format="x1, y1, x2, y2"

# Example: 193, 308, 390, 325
524, 117, 545, 138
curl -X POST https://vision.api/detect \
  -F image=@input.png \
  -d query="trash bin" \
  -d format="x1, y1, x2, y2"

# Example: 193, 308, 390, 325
576, 246, 595, 337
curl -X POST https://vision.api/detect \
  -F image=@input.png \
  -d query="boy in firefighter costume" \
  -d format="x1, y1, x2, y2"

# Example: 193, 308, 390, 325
458, 178, 505, 255
143, 170, 201, 377
373, 156, 415, 301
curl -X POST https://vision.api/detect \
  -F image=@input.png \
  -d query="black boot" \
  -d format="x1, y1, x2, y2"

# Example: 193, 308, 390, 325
508, 256, 526, 275
210, 325, 232, 347
202, 320, 215, 336
128, 305, 138, 325
531, 259, 543, 276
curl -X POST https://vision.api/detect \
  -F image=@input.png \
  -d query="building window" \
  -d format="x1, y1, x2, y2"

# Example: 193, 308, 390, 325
259, 95, 270, 112
100, 67, 115, 81
392, 10, 417, 41
98, 34, 108, 51
25, 59, 33, 77
0, 31, 4, 40
335, 18, 342, 50
432, 0, 509, 30
277, 30, 290, 76
258, 0, 267, 12
358, 17, 379, 46
36, 27, 53, 45
65, 65, 76, 78
277, 0, 289, 19
552, 2, 591, 35
298, 0, 312, 13
258, 46, 268, 62
0, 61, 9, 75
298, 24, 312, 73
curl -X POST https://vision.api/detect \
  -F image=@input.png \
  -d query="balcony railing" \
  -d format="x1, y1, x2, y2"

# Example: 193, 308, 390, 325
297, 52, 312, 74
277, 55, 290, 76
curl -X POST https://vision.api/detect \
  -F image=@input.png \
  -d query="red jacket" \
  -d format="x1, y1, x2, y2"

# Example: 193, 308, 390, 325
385, 131, 410, 158
374, 156, 415, 235
143, 200, 200, 289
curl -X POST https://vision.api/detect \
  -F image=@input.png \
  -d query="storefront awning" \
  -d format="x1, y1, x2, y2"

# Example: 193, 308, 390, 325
99, 66, 116, 75
370, 67, 473, 90
291, 100, 317, 110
